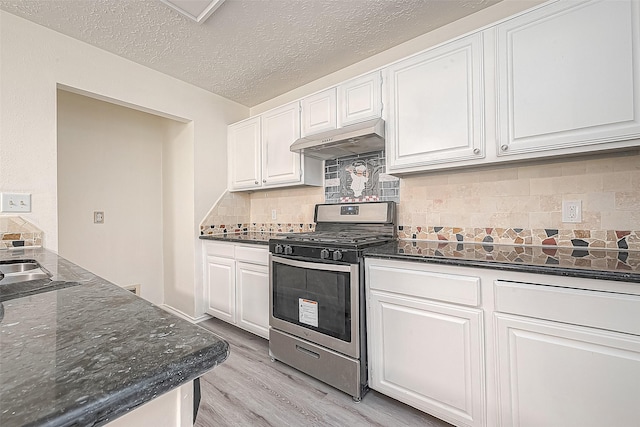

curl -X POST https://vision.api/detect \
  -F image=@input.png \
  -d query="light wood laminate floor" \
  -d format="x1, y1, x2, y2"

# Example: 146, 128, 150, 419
196, 318, 453, 427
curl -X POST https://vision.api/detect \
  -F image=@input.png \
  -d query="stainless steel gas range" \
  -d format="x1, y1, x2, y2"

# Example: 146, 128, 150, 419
268, 201, 396, 401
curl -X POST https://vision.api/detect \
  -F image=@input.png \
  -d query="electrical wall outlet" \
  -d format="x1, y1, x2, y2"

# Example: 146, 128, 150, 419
1, 193, 31, 213
562, 200, 582, 223
94, 211, 105, 224
271, 209, 277, 220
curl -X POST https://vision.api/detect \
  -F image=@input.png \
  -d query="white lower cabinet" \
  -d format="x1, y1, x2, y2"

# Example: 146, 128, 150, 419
495, 314, 640, 427
203, 241, 270, 339
366, 259, 485, 427
366, 257, 640, 427
494, 279, 640, 427
236, 261, 270, 338
204, 255, 236, 324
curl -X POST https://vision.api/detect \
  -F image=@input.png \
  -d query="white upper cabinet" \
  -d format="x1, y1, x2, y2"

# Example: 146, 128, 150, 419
385, 33, 485, 173
229, 102, 323, 191
261, 102, 302, 186
496, 0, 640, 158
228, 116, 261, 190
338, 71, 383, 127
301, 71, 383, 137
301, 88, 337, 137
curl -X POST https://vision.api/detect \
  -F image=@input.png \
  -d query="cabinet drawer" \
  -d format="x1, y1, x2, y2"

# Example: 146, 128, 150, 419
235, 245, 269, 265
495, 280, 640, 336
367, 261, 480, 306
203, 241, 235, 258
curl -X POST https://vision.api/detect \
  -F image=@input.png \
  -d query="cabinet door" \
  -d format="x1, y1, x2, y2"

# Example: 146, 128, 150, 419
496, 0, 640, 158
228, 117, 261, 190
204, 255, 236, 324
495, 314, 640, 427
261, 102, 302, 187
301, 88, 337, 136
236, 261, 270, 339
386, 33, 485, 173
338, 71, 382, 127
368, 289, 485, 427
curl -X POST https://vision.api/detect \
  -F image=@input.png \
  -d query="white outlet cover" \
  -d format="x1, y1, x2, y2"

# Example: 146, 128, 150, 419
562, 200, 582, 223
1, 193, 31, 213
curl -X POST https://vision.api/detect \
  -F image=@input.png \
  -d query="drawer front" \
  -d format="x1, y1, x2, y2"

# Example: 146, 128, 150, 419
235, 245, 269, 265
203, 241, 235, 258
367, 261, 480, 306
495, 280, 640, 336
269, 329, 362, 399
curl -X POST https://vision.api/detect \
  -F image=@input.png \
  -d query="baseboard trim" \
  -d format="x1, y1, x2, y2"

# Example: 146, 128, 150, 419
160, 304, 212, 324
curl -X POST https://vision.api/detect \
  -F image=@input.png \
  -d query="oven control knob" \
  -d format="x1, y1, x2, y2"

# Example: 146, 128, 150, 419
284, 245, 293, 255
274, 244, 284, 254
332, 250, 343, 261
320, 249, 330, 259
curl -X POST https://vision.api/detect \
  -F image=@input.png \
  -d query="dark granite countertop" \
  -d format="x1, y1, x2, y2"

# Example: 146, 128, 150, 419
199, 231, 281, 245
0, 248, 229, 427
364, 240, 640, 283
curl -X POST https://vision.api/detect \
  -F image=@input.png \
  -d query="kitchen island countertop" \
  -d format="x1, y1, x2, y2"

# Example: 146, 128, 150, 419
0, 248, 229, 427
364, 240, 640, 283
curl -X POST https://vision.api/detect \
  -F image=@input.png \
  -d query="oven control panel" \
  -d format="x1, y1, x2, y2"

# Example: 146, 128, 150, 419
340, 205, 359, 216
270, 243, 359, 264
320, 249, 343, 261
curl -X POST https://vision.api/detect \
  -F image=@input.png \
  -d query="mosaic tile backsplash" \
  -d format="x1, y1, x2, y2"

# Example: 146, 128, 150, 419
324, 152, 400, 204
0, 216, 43, 249
397, 226, 640, 251
201, 151, 640, 251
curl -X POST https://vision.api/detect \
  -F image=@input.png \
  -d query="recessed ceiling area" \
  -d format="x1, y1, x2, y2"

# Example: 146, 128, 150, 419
0, 0, 502, 107
160, 0, 225, 23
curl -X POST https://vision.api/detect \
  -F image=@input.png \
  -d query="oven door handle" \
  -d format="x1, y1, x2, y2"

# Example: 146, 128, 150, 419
270, 255, 355, 273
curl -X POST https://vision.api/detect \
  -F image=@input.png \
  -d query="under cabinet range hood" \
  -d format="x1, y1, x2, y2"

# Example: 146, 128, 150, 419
290, 118, 385, 160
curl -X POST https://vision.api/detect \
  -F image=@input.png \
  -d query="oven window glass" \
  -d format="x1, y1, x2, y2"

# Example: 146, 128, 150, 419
272, 262, 351, 342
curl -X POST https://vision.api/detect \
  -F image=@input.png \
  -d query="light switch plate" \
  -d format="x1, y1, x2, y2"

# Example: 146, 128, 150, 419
94, 211, 105, 224
1, 193, 31, 212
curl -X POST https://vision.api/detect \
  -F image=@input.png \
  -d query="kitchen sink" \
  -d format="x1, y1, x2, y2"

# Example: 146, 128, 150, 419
0, 260, 83, 303
0, 260, 52, 285
0, 261, 39, 274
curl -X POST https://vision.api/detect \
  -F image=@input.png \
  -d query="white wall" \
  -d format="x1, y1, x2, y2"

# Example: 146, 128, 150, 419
57, 90, 167, 305
0, 11, 248, 317
250, 0, 546, 115
163, 119, 197, 315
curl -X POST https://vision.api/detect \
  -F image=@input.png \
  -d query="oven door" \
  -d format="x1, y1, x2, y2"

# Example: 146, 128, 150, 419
270, 255, 360, 358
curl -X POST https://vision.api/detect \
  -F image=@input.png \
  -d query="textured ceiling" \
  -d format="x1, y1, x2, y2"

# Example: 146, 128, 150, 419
0, 0, 501, 107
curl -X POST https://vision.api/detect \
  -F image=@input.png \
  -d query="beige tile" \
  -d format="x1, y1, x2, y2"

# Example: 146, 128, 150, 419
580, 211, 602, 230
602, 210, 640, 230
529, 211, 554, 229
539, 194, 562, 211
585, 158, 615, 174
529, 177, 555, 195
476, 166, 519, 183
402, 173, 449, 187
602, 171, 632, 192
496, 195, 540, 213
517, 163, 564, 179
469, 212, 493, 228
615, 191, 640, 210
488, 179, 531, 197
488, 212, 529, 229
447, 170, 481, 185
424, 212, 442, 226
561, 159, 589, 176
613, 153, 640, 171
585, 192, 615, 212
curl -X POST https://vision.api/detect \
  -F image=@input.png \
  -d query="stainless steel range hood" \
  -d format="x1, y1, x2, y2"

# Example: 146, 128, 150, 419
290, 118, 385, 160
